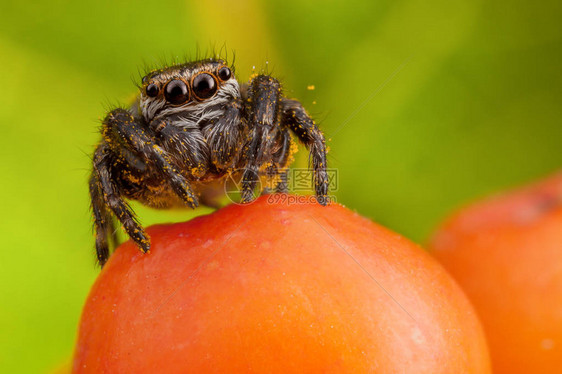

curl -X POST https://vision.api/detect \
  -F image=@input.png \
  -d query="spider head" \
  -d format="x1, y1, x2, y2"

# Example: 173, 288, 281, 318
139, 59, 239, 122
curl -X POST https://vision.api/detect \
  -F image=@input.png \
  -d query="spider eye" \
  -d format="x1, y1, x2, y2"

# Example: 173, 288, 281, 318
164, 80, 190, 105
146, 83, 159, 97
217, 67, 231, 81
192, 73, 217, 100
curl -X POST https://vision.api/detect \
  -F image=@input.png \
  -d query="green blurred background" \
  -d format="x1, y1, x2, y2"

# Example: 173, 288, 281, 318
1, 0, 561, 372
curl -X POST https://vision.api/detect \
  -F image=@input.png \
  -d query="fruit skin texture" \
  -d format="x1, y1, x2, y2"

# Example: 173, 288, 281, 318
73, 195, 490, 373
429, 173, 562, 374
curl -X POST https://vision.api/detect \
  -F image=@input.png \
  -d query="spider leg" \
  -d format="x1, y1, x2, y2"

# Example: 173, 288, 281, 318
240, 75, 281, 203
103, 108, 198, 208
261, 131, 291, 194
93, 145, 151, 257
89, 171, 114, 266
240, 165, 262, 203
271, 130, 292, 193
280, 98, 329, 205
108, 220, 120, 249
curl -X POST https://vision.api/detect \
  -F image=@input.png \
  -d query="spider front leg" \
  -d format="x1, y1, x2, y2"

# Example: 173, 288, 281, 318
240, 75, 281, 203
89, 171, 117, 266
92, 109, 198, 264
281, 98, 329, 205
91, 145, 150, 265
103, 109, 199, 208
271, 130, 292, 193
260, 130, 292, 195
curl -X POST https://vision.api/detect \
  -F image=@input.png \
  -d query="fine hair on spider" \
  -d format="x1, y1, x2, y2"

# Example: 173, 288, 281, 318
90, 55, 329, 266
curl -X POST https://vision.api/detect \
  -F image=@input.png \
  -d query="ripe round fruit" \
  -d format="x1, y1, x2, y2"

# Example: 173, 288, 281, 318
73, 195, 490, 373
429, 173, 562, 373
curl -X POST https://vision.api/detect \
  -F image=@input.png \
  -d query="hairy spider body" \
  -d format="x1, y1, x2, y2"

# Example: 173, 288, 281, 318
90, 58, 329, 266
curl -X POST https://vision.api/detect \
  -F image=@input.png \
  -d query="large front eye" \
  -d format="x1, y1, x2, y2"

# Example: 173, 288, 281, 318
192, 73, 217, 100
164, 80, 190, 105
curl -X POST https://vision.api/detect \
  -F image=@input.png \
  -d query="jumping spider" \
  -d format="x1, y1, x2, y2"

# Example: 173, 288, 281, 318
90, 58, 329, 266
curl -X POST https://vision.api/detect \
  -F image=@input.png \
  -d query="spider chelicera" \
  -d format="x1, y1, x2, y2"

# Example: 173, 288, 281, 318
89, 58, 329, 266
